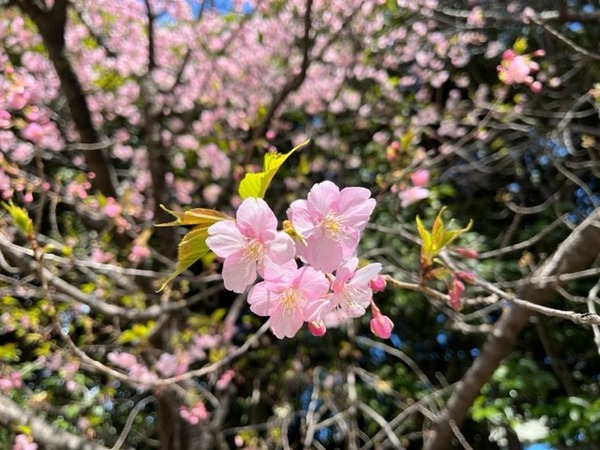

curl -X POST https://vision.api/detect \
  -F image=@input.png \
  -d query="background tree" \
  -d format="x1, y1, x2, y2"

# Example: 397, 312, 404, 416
1, 0, 600, 449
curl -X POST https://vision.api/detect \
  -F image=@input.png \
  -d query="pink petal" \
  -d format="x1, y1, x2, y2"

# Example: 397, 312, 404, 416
306, 181, 340, 218
300, 235, 344, 273
338, 229, 361, 259
287, 199, 315, 235
236, 198, 277, 238
270, 304, 305, 339
222, 250, 256, 293
295, 266, 329, 299
349, 263, 382, 287
247, 283, 272, 316
262, 254, 297, 281
263, 230, 295, 263
304, 297, 330, 322
206, 220, 244, 257
332, 258, 359, 291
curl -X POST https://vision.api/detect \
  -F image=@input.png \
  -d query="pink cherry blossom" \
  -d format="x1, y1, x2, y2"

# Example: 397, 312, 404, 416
13, 434, 38, 450
0, 110, 11, 129
206, 197, 295, 293
179, 401, 208, 425
398, 186, 429, 208
21, 122, 44, 143
287, 181, 376, 273
247, 264, 329, 339
325, 258, 382, 321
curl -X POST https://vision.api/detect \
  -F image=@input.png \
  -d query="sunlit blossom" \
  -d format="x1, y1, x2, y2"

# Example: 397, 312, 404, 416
326, 258, 382, 321
247, 264, 329, 339
207, 197, 295, 293
287, 181, 376, 273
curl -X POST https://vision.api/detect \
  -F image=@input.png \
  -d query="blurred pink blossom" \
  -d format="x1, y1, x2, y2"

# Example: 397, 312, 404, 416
103, 197, 122, 218
398, 186, 429, 208
13, 434, 37, 450
410, 169, 430, 187
179, 401, 208, 425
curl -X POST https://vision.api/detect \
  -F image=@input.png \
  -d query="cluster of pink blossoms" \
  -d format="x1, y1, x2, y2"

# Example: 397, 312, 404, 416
206, 181, 391, 339
497, 49, 545, 93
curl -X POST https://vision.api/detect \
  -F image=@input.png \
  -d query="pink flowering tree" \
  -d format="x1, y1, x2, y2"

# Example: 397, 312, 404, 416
1, 0, 600, 449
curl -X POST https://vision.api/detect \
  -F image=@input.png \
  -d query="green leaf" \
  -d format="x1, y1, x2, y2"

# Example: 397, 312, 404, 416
0, 343, 21, 362
513, 37, 528, 54
416, 215, 432, 263
238, 139, 310, 199
156, 205, 231, 227
117, 321, 156, 344
2, 200, 33, 236
157, 226, 213, 292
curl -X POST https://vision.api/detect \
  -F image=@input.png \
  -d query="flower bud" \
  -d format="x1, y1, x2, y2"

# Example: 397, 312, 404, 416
369, 274, 387, 293
455, 270, 476, 284
370, 314, 394, 339
448, 278, 465, 311
308, 321, 327, 337
452, 247, 479, 259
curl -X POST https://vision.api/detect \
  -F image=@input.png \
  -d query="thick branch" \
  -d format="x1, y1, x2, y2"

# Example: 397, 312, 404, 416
250, 0, 314, 143
0, 393, 110, 450
424, 207, 600, 450
15, 0, 118, 198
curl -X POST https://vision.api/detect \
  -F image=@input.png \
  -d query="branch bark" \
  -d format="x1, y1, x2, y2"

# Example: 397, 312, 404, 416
424, 207, 600, 450
0, 393, 111, 450
14, 0, 118, 198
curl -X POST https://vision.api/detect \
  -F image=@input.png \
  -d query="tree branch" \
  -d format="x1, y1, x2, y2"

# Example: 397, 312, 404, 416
423, 207, 600, 450
14, 0, 118, 198
0, 393, 111, 450
250, 0, 314, 144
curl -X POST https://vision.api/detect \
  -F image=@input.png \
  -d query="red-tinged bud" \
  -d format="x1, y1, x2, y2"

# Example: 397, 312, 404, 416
308, 321, 326, 337
448, 278, 465, 311
455, 271, 476, 284
452, 247, 479, 259
370, 314, 394, 339
369, 274, 386, 293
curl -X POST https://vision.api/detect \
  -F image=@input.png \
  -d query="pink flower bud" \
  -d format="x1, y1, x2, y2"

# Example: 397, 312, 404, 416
308, 321, 327, 337
368, 274, 387, 293
370, 314, 394, 339
529, 80, 542, 93
452, 247, 479, 259
448, 278, 465, 311
455, 271, 476, 284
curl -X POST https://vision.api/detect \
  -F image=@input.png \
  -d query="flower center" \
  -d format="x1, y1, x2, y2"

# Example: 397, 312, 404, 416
321, 214, 342, 239
244, 238, 264, 262
279, 288, 306, 317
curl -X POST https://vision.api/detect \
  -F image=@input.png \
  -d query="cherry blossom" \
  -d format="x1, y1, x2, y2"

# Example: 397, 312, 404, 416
179, 401, 209, 425
247, 264, 329, 339
13, 434, 38, 450
398, 186, 430, 208
206, 197, 295, 293
325, 258, 382, 321
287, 181, 376, 273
